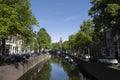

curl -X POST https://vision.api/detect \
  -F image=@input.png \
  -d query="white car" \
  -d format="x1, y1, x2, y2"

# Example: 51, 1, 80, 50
65, 56, 70, 60
84, 54, 91, 59
106, 57, 118, 65
68, 58, 74, 62
98, 56, 118, 65
82, 54, 91, 59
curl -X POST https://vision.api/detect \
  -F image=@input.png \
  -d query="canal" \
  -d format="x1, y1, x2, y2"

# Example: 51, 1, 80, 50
18, 57, 89, 80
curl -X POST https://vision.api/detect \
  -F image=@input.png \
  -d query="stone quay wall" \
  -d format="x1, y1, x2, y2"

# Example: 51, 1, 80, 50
0, 54, 49, 80
69, 55, 120, 80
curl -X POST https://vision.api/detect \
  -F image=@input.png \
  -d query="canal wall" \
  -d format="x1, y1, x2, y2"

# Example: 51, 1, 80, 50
69, 55, 120, 80
0, 54, 49, 80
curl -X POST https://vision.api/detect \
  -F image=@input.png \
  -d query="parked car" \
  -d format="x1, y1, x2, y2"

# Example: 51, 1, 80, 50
68, 57, 74, 62
98, 55, 118, 65
31, 53, 37, 57
7, 54, 22, 63
21, 53, 30, 59
80, 54, 91, 60
84, 54, 91, 59
65, 56, 70, 60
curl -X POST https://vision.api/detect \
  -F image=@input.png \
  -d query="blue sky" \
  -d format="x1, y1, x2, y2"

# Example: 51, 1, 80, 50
30, 0, 91, 42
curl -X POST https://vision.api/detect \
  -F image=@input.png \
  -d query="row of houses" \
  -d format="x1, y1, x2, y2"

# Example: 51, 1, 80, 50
0, 36, 29, 55
90, 28, 120, 58
104, 28, 120, 57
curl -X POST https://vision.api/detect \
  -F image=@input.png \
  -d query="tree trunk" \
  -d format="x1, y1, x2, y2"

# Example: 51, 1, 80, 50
1, 39, 6, 55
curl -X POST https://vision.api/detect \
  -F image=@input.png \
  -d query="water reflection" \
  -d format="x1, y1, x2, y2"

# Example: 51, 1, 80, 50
18, 57, 88, 80
37, 62, 51, 80
50, 63, 69, 80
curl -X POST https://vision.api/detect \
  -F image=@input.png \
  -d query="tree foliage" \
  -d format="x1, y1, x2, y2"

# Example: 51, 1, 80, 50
62, 41, 70, 50
75, 20, 94, 49
0, 0, 37, 39
37, 28, 51, 50
67, 20, 94, 51
68, 34, 76, 50
51, 42, 60, 50
24, 31, 38, 52
0, 0, 38, 54
89, 0, 120, 35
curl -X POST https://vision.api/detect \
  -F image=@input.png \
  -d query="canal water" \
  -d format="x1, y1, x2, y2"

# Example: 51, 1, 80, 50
18, 57, 89, 80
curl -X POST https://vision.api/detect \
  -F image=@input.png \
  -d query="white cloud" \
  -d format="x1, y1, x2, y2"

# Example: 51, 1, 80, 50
63, 15, 81, 22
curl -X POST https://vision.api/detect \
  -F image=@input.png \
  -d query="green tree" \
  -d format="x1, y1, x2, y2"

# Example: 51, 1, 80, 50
75, 20, 94, 48
23, 31, 39, 53
80, 20, 94, 35
51, 42, 60, 50
0, 0, 38, 55
37, 28, 51, 52
68, 34, 76, 50
73, 20, 94, 55
89, 0, 120, 35
62, 41, 70, 50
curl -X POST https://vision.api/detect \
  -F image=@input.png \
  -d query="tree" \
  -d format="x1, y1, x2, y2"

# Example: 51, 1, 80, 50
0, 0, 38, 55
72, 20, 94, 55
75, 31, 90, 49
89, 0, 120, 35
68, 34, 76, 50
80, 20, 94, 35
75, 20, 94, 48
37, 28, 51, 52
51, 42, 60, 50
62, 41, 70, 50
23, 31, 39, 53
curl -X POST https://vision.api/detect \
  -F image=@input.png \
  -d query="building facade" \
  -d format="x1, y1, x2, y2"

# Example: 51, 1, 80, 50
5, 36, 23, 55
102, 28, 120, 58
